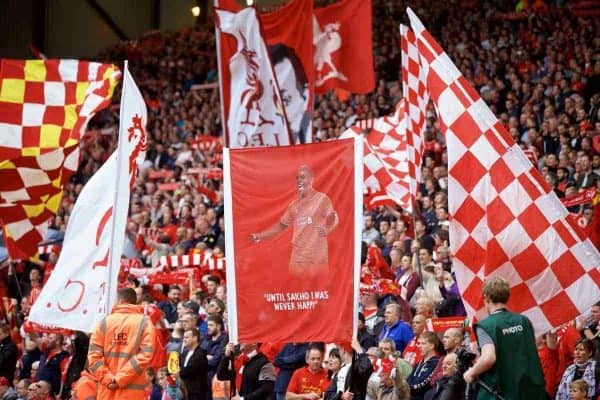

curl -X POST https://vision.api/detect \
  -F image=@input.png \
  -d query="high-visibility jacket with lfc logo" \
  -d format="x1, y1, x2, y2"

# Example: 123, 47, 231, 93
88, 303, 156, 400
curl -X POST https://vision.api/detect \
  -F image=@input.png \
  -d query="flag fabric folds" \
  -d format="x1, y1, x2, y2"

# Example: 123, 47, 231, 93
29, 63, 147, 332
341, 100, 415, 212
407, 8, 600, 334
216, 0, 313, 146
0, 59, 120, 259
400, 24, 429, 188
259, 0, 314, 144
313, 0, 374, 94
216, 8, 292, 148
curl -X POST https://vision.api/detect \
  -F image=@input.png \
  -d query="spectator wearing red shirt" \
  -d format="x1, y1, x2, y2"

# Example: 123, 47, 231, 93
285, 345, 330, 400
556, 322, 582, 385
537, 331, 559, 398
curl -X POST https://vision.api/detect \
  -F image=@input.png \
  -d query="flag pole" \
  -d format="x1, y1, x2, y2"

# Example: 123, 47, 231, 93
106, 60, 129, 311
214, 0, 229, 147
399, 24, 425, 291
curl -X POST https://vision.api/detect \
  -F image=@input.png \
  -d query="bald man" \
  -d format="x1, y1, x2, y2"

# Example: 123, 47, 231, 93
251, 165, 339, 277
402, 314, 427, 367
430, 327, 465, 383
424, 353, 458, 399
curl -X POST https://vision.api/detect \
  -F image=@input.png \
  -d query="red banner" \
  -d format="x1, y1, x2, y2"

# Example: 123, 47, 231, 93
260, 0, 314, 144
313, 0, 374, 94
562, 188, 596, 208
147, 268, 200, 286
224, 138, 362, 342
216, 0, 314, 145
426, 317, 467, 333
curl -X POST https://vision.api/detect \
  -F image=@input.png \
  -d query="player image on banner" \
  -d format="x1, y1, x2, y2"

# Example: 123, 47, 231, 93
250, 165, 339, 278
224, 138, 362, 343
269, 43, 311, 144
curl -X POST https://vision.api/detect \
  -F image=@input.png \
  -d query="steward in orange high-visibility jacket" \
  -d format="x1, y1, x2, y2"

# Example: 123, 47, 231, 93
87, 288, 156, 400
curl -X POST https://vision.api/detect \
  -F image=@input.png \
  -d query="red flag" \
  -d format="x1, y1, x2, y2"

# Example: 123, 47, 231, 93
223, 139, 362, 342
216, 8, 292, 148
260, 0, 314, 144
407, 9, 600, 334
313, 0, 374, 94
216, 0, 314, 145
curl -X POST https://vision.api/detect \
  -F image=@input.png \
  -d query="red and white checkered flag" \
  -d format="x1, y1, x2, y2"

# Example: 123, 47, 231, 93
340, 100, 416, 212
407, 8, 600, 334
400, 24, 429, 188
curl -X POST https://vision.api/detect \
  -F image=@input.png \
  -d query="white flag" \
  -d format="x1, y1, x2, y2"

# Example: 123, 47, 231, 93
29, 63, 147, 332
216, 8, 292, 148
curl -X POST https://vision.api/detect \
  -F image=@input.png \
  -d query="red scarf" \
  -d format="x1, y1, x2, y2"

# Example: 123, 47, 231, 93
233, 353, 250, 393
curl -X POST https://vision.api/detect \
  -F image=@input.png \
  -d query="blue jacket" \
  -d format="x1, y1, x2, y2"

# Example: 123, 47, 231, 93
158, 300, 178, 324
273, 343, 308, 393
201, 333, 227, 381
378, 320, 414, 353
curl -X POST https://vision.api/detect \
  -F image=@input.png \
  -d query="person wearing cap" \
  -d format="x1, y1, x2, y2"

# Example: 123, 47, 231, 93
0, 377, 17, 400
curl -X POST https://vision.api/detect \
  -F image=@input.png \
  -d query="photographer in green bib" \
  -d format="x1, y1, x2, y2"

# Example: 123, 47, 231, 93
463, 276, 546, 400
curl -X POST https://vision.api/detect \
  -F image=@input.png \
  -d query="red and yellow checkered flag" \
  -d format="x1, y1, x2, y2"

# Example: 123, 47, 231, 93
0, 59, 120, 259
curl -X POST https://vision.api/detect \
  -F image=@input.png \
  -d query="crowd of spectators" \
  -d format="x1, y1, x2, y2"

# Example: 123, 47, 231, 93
1, 0, 600, 399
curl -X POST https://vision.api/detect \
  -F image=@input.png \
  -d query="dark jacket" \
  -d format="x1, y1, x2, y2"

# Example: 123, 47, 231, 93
37, 348, 69, 395
217, 352, 275, 400
357, 329, 377, 352
201, 333, 227, 381
179, 346, 209, 398
424, 376, 450, 400
62, 331, 89, 400
0, 336, 18, 382
273, 343, 308, 393
18, 347, 41, 380
407, 357, 440, 400
157, 300, 178, 324
324, 353, 373, 400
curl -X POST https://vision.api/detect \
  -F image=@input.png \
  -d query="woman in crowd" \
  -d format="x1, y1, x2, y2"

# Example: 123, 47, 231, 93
327, 349, 343, 381
555, 339, 598, 400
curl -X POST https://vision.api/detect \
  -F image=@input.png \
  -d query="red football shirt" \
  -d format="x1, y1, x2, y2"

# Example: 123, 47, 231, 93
287, 367, 330, 396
